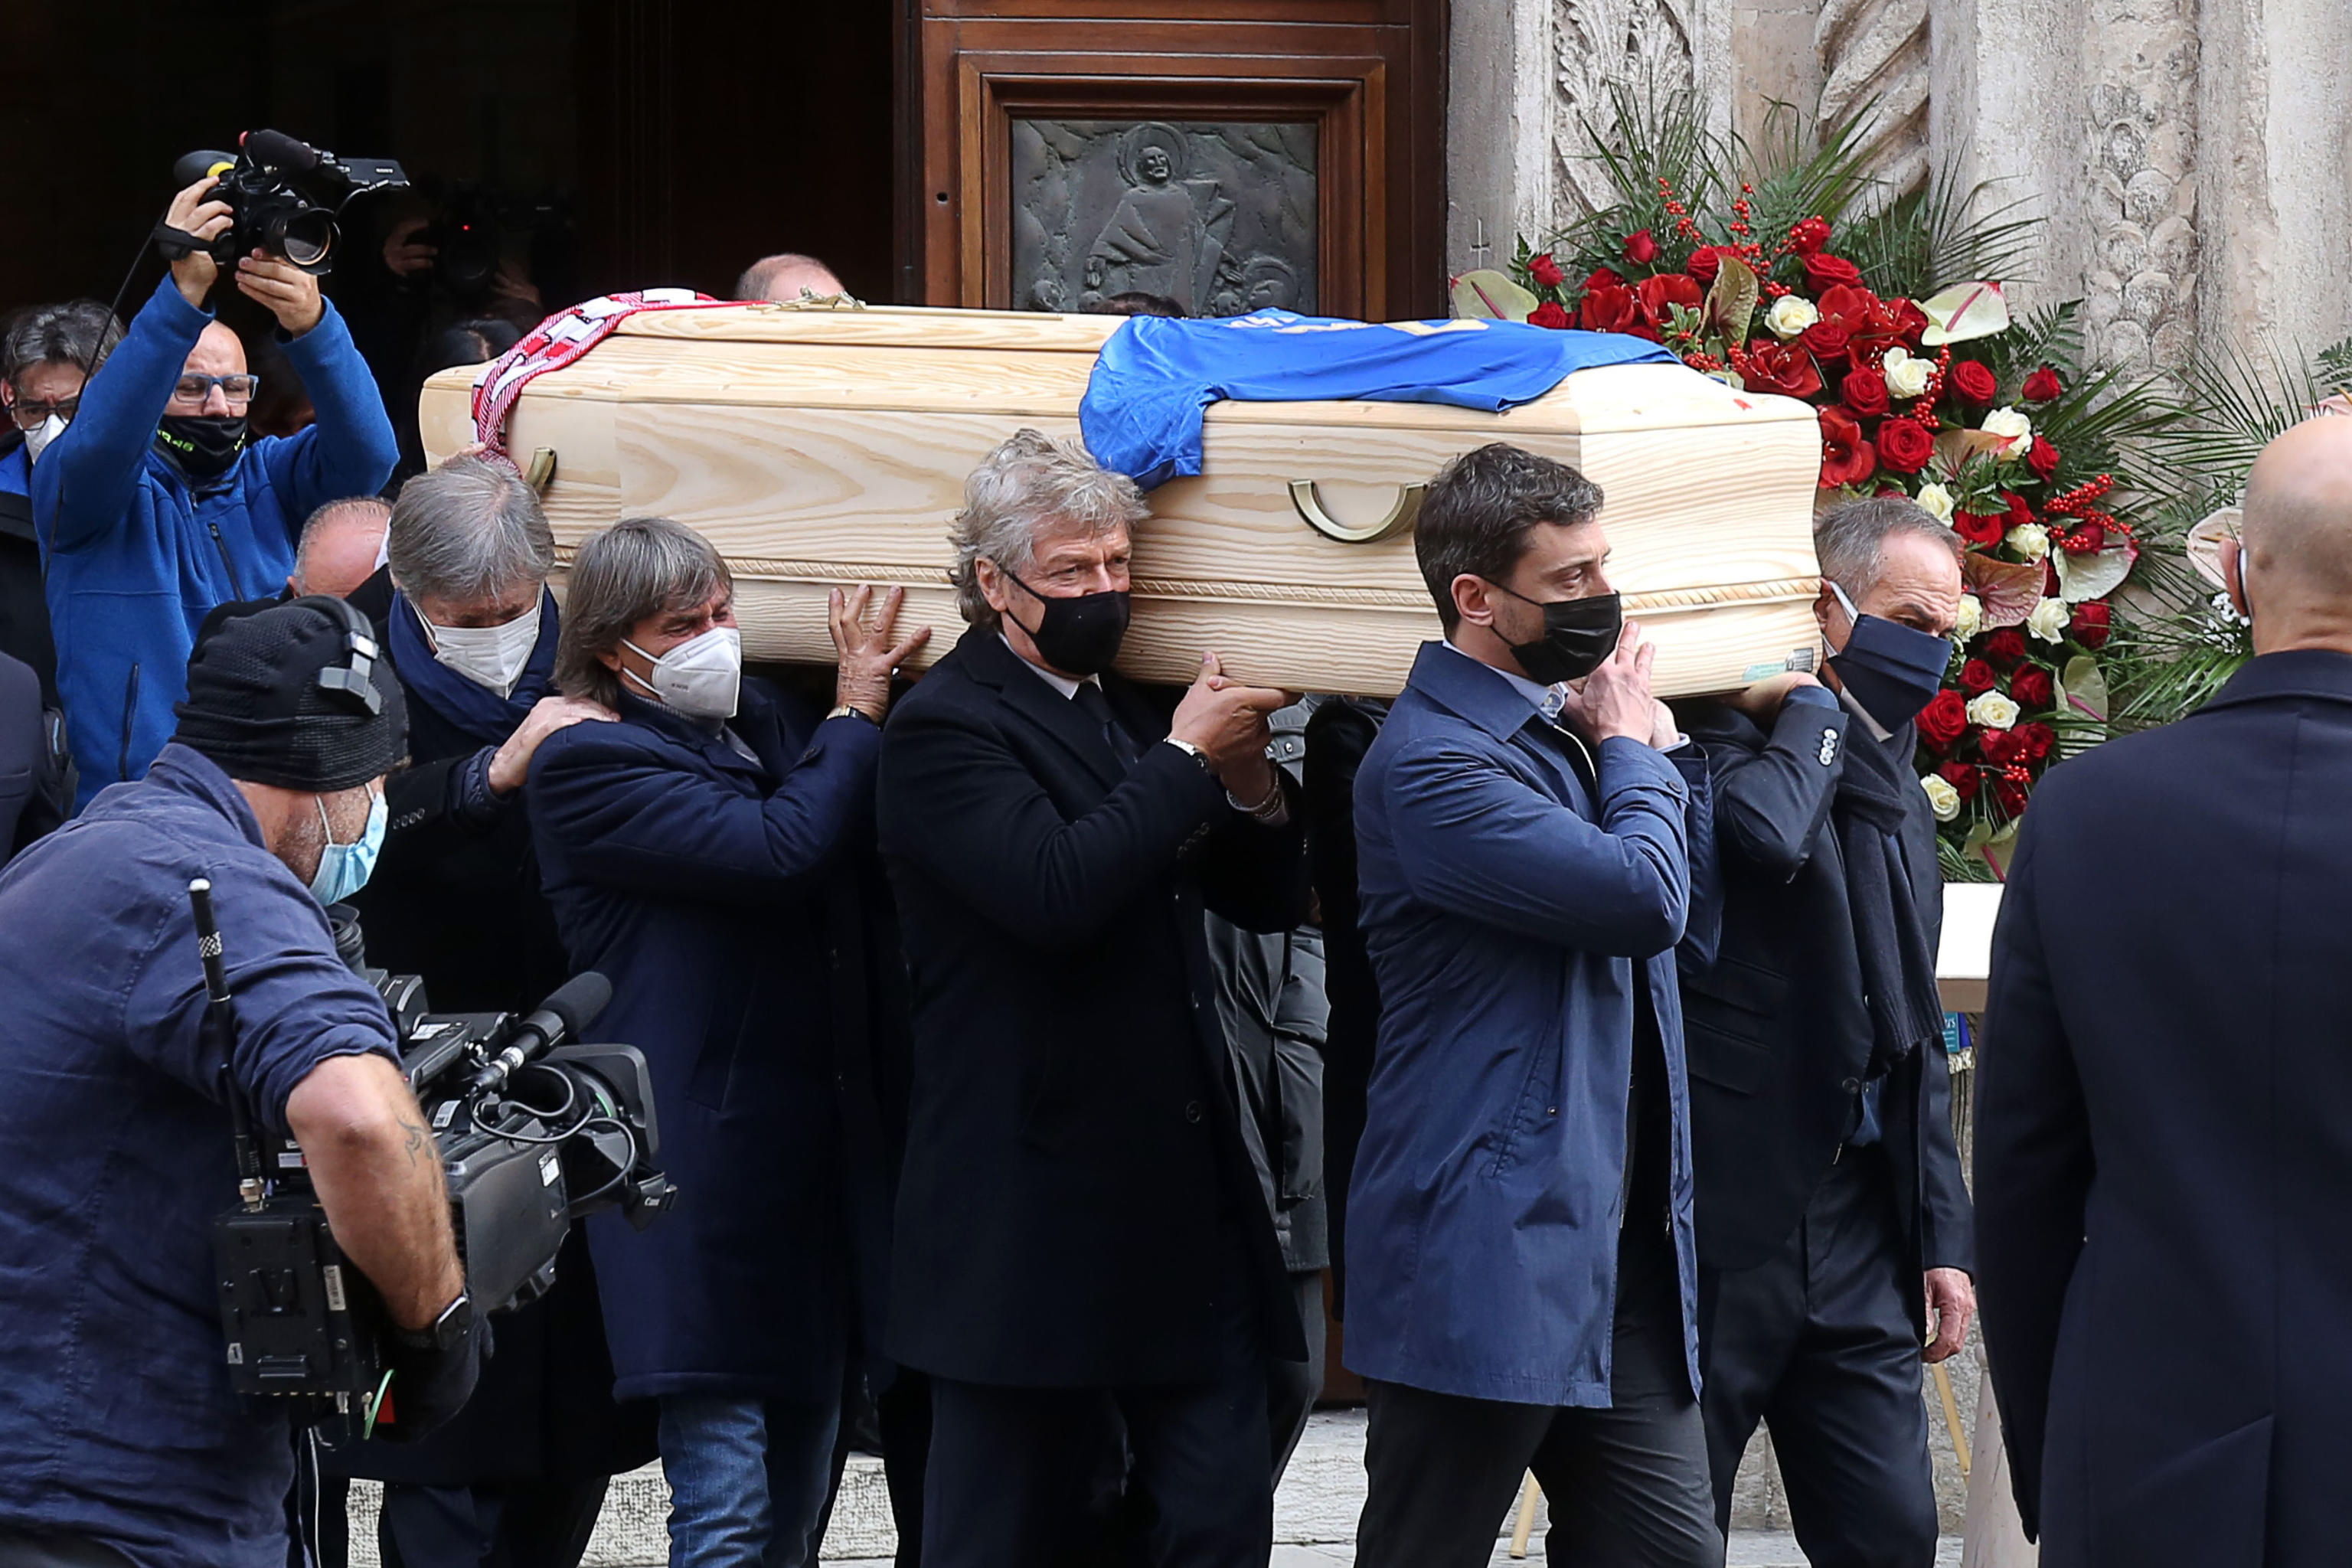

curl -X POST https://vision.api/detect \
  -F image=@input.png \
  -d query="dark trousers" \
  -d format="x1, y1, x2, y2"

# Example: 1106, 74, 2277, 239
1698, 1146, 1939, 1568
377, 1479, 609, 1568
920, 1234, 1272, 1568
1266, 1269, 1328, 1486
1355, 1219, 1720, 1568
0, 1527, 130, 1567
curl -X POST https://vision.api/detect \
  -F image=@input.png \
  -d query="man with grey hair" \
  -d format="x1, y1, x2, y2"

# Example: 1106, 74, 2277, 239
1671, 494, 1974, 1566
733, 252, 848, 303
1, 299, 121, 699
532, 516, 924, 1568
332, 453, 640, 1568
878, 428, 1308, 1566
286, 495, 390, 599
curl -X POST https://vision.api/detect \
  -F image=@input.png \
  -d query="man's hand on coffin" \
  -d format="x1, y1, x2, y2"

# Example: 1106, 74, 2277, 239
489, 696, 618, 795
1172, 652, 1292, 799
165, 175, 234, 307
1726, 669, 1824, 720
1553, 619, 1660, 746
831, 584, 932, 723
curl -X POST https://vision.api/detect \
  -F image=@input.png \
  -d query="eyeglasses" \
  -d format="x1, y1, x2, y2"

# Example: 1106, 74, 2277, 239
168, 373, 261, 407
4, 397, 77, 429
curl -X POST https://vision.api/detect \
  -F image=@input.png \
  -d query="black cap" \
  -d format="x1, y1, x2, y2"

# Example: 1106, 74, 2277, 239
173, 596, 407, 792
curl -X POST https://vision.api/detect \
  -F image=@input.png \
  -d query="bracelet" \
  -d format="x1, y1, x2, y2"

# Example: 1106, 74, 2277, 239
1227, 778, 1287, 823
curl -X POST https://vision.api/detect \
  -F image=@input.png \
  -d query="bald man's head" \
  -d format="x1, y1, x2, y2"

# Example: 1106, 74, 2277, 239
2230, 416, 2352, 652
734, 253, 845, 303
290, 497, 392, 599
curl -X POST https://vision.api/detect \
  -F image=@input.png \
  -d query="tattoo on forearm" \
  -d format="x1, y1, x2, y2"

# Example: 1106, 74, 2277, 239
399, 1117, 430, 1168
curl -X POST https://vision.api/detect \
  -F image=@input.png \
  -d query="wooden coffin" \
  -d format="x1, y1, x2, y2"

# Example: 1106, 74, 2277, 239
419, 306, 1825, 697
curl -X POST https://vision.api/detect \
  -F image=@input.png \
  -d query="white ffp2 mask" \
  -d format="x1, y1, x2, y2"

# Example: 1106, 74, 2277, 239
24, 413, 66, 464
623, 626, 741, 719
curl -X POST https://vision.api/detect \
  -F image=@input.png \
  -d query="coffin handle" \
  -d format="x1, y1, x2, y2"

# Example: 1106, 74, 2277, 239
522, 447, 558, 494
1289, 479, 1426, 544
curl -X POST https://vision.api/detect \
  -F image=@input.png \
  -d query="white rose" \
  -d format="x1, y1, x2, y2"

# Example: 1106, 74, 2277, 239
1954, 593, 1984, 641
1967, 691, 2021, 730
2006, 522, 2050, 561
1915, 482, 1956, 521
1982, 405, 2035, 452
1921, 772, 1962, 822
2027, 596, 2073, 642
1883, 348, 1932, 399
1766, 295, 1820, 340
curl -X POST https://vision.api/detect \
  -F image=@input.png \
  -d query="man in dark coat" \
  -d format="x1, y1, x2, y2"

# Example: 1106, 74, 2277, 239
330, 458, 648, 1568
530, 517, 926, 1568
1978, 415, 2352, 1567
877, 429, 1308, 1568
1673, 496, 1975, 1565
0, 648, 68, 862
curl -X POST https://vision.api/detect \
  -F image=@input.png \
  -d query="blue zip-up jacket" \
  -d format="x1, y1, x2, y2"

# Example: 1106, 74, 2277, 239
33, 276, 397, 808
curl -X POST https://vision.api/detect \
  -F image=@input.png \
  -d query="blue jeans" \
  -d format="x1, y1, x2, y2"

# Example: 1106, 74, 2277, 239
658, 1394, 842, 1568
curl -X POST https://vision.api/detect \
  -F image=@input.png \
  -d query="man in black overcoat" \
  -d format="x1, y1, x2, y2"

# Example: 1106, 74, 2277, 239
1979, 414, 2352, 1568
1673, 497, 1974, 1566
877, 430, 1309, 1568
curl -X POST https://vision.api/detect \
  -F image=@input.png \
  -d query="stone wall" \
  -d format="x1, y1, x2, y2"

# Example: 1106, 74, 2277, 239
1449, 0, 2352, 365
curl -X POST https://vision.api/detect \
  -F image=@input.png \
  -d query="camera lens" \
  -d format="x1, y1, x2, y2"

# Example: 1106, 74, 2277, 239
273, 210, 338, 270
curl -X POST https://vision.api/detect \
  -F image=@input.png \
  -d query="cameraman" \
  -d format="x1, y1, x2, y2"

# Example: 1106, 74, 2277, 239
335, 455, 648, 1568
0, 598, 482, 1568
35, 173, 399, 809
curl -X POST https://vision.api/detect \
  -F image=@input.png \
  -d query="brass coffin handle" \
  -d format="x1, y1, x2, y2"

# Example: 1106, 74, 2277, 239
522, 446, 558, 493
1289, 479, 1426, 544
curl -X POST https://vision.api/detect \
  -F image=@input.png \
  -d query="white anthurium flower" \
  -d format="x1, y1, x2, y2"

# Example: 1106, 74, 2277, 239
1982, 405, 2035, 452
2027, 596, 2073, 642
1915, 482, 1956, 521
2006, 522, 2051, 561
1921, 773, 1962, 822
1954, 593, 1984, 641
1766, 295, 1821, 340
1968, 691, 2021, 730
1883, 348, 1933, 400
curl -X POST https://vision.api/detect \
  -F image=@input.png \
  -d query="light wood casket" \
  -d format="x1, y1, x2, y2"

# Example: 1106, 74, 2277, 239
420, 307, 1825, 697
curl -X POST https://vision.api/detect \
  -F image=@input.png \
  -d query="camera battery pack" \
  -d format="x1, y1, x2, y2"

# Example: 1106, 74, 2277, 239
214, 1197, 383, 1400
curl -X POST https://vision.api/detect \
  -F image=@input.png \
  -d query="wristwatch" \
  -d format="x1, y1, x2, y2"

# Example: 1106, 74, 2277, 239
1161, 737, 1212, 772
391, 1291, 473, 1354
825, 704, 882, 727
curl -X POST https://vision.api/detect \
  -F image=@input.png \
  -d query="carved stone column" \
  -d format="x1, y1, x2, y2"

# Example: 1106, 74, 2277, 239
1815, 0, 1931, 197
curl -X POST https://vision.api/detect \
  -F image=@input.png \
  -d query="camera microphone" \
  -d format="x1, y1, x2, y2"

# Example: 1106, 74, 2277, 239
467, 971, 612, 1096
240, 129, 323, 173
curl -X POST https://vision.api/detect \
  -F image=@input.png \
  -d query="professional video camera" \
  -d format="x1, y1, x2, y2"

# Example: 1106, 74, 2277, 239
165, 129, 409, 275
198, 884, 675, 1442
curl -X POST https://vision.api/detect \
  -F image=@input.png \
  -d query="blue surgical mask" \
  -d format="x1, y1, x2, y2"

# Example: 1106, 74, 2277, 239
309, 787, 386, 904
1824, 580, 1953, 740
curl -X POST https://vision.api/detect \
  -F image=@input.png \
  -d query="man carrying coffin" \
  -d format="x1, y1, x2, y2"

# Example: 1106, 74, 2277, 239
1673, 495, 1975, 1566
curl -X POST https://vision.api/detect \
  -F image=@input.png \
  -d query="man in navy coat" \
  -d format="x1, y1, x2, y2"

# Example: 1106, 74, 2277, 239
529, 517, 927, 1568
1979, 413, 2352, 1567
1347, 443, 1718, 1568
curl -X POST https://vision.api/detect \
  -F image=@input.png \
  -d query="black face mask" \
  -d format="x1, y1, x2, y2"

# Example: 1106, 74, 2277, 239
1004, 567, 1132, 678
1823, 582, 1952, 738
155, 414, 249, 482
1488, 583, 1623, 685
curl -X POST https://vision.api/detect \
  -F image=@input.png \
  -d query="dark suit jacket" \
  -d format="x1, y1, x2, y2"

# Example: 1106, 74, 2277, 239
1979, 650, 2352, 1564
877, 626, 1310, 1387
0, 650, 67, 861
1675, 693, 1972, 1293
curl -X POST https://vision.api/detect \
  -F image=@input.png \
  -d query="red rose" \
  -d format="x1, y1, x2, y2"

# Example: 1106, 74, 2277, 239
1801, 322, 1854, 367
1579, 282, 1642, 335
1529, 251, 1566, 289
1636, 273, 1705, 339
1958, 658, 1997, 695
1890, 297, 1930, 347
1529, 300, 1571, 330
2022, 364, 2065, 402
1952, 508, 2005, 547
1951, 360, 1998, 403
1937, 761, 1981, 799
1841, 366, 1891, 417
1877, 416, 1936, 474
1790, 216, 1832, 255
2011, 665, 2055, 709
1984, 629, 2028, 668
1916, 690, 1969, 752
2027, 436, 2062, 479
1818, 407, 1878, 489
1623, 229, 1661, 266
1743, 338, 1824, 400
2070, 601, 2112, 648
1581, 266, 1626, 294
2016, 721, 2056, 763
1802, 253, 1864, 295
1686, 247, 1730, 286
1978, 728, 2024, 766
2004, 490, 2036, 529
1993, 774, 2030, 817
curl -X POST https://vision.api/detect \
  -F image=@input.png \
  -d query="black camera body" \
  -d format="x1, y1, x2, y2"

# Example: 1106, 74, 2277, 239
208, 910, 674, 1442
168, 129, 408, 275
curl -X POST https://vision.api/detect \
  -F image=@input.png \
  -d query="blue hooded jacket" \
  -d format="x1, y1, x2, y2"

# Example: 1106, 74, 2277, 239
33, 276, 397, 808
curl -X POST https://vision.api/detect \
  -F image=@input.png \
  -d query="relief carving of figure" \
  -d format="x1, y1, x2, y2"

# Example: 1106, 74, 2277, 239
1086, 124, 1235, 312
